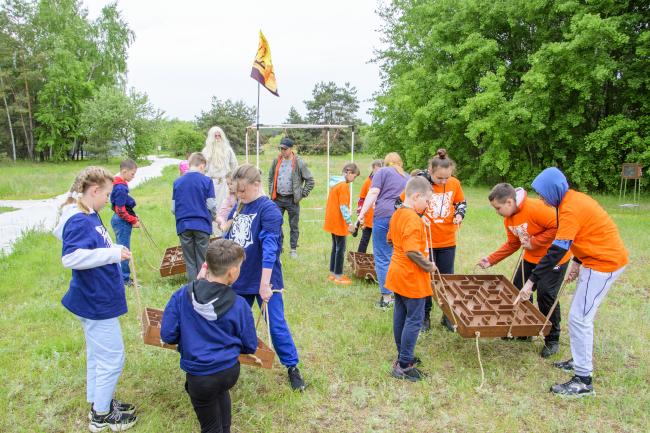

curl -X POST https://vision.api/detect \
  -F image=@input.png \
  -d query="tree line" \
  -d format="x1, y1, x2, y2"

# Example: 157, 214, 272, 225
369, 0, 649, 192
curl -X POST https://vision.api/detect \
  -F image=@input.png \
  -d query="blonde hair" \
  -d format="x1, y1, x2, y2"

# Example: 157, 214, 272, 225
61, 166, 114, 214
384, 152, 405, 176
189, 152, 207, 167
232, 163, 262, 186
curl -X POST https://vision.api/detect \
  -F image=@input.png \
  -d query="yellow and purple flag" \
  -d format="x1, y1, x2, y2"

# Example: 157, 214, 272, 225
250, 31, 279, 96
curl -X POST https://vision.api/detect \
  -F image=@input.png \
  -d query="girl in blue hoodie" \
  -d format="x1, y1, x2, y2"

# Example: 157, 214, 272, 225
161, 239, 257, 433
53, 166, 138, 432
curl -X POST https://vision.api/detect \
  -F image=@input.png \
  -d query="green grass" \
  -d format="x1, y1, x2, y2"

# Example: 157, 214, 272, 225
0, 206, 18, 214
1, 153, 649, 433
0, 158, 151, 200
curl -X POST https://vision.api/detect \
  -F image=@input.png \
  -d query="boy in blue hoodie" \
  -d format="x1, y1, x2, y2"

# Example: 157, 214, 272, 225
161, 239, 257, 433
172, 152, 218, 282
110, 159, 139, 285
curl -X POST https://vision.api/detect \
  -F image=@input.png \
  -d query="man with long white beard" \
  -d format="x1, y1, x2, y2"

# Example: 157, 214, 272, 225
202, 126, 239, 232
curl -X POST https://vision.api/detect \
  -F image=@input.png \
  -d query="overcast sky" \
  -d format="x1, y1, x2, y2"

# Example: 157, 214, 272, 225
82, 0, 384, 125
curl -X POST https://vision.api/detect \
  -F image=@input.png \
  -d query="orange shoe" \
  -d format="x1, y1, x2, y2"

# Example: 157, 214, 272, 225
334, 275, 352, 285
327, 274, 336, 281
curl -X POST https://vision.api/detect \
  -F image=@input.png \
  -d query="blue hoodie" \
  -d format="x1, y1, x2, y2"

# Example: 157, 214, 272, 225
161, 280, 257, 375
531, 167, 568, 207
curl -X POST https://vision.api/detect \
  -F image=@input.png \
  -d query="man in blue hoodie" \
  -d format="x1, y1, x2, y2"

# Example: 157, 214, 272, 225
519, 167, 628, 397
161, 239, 257, 433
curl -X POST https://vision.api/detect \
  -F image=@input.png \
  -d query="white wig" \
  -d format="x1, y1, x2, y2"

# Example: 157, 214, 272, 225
202, 126, 233, 173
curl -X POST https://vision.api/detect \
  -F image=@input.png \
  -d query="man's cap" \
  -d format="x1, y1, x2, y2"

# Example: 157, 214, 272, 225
280, 137, 294, 148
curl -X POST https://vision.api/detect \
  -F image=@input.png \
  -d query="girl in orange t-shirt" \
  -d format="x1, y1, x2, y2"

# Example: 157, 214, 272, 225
521, 167, 628, 397
421, 149, 466, 331
385, 176, 435, 381
323, 163, 360, 284
355, 160, 384, 253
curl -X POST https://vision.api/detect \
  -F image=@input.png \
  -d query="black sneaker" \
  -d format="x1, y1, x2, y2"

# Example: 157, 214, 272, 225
440, 315, 455, 332
421, 316, 431, 333
391, 363, 426, 382
550, 375, 594, 397
89, 399, 136, 420
553, 358, 574, 372
376, 297, 394, 310
89, 406, 137, 432
288, 366, 306, 391
541, 341, 560, 358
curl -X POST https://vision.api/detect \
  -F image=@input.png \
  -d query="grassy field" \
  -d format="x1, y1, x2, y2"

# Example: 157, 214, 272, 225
1, 153, 648, 433
0, 158, 151, 200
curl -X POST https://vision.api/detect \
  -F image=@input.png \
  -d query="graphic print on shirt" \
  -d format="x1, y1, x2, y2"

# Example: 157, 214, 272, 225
426, 191, 453, 222
95, 225, 114, 248
508, 222, 531, 244
230, 213, 257, 249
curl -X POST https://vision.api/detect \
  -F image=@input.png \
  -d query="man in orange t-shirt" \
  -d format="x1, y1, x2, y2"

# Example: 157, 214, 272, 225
385, 177, 435, 382
477, 183, 570, 357
355, 160, 383, 253
323, 163, 360, 284
521, 167, 628, 397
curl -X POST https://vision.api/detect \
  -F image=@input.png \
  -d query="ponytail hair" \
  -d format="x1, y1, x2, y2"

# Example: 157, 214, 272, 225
429, 148, 456, 174
384, 152, 406, 177
60, 166, 114, 214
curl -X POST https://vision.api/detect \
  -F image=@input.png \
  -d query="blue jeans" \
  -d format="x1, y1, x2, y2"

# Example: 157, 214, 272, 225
393, 294, 425, 365
78, 316, 125, 413
372, 217, 393, 295
242, 292, 299, 368
111, 214, 132, 283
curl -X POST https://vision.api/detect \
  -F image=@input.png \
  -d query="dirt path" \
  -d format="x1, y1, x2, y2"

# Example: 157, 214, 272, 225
0, 156, 180, 254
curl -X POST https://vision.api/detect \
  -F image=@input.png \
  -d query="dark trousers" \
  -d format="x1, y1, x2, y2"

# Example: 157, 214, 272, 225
111, 214, 132, 283
393, 294, 426, 365
329, 234, 347, 276
274, 195, 300, 250
424, 246, 456, 319
357, 227, 372, 253
185, 363, 240, 433
179, 230, 210, 283
513, 259, 568, 343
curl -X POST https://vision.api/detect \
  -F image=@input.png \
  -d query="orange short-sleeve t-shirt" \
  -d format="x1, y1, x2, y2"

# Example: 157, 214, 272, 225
323, 181, 351, 236
359, 176, 374, 228
556, 189, 628, 272
385, 207, 433, 299
504, 197, 571, 265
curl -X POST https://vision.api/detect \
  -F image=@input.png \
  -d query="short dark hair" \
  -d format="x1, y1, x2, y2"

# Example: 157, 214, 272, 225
405, 176, 432, 196
189, 152, 207, 167
488, 183, 516, 203
120, 159, 137, 171
342, 162, 360, 175
205, 239, 245, 277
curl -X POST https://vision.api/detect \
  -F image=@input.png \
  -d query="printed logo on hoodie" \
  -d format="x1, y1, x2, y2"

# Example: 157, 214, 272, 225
95, 225, 114, 248
508, 222, 531, 245
230, 213, 257, 249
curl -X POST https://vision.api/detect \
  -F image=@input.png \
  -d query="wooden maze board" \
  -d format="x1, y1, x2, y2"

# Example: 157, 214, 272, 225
347, 251, 377, 281
432, 274, 551, 338
159, 237, 221, 277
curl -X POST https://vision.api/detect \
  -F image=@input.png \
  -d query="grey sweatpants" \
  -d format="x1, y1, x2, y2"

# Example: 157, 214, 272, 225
569, 265, 625, 377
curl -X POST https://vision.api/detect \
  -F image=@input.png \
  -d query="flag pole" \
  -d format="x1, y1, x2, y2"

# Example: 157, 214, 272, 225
256, 82, 260, 169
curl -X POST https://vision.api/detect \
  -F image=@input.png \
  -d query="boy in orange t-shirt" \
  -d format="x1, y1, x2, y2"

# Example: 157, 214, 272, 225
323, 163, 360, 284
386, 177, 435, 382
355, 160, 383, 253
477, 183, 570, 357
520, 167, 628, 397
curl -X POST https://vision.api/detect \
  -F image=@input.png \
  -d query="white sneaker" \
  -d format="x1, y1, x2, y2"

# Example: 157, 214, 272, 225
290, 249, 298, 258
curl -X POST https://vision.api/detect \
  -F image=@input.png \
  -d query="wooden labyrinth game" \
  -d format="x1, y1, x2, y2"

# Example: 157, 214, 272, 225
432, 274, 551, 338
